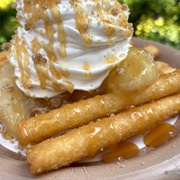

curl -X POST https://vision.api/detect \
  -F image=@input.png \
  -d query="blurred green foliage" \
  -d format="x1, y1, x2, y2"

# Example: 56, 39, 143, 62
0, 0, 179, 51
119, 0, 180, 49
0, 3, 17, 51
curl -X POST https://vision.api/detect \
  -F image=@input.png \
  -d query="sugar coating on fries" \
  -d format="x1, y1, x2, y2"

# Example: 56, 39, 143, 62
18, 70, 180, 144
27, 93, 180, 174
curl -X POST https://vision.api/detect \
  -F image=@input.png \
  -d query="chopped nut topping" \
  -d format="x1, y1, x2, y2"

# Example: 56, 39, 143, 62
111, 8, 119, 16
32, 54, 47, 64
121, 4, 129, 11
2, 43, 11, 51
25, 24, 30, 31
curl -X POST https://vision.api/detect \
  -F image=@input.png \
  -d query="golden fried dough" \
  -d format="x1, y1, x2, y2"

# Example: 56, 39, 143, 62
27, 93, 180, 174
19, 70, 180, 145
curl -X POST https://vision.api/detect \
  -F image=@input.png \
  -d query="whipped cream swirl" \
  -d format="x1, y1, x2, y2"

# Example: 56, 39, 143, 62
8, 0, 133, 98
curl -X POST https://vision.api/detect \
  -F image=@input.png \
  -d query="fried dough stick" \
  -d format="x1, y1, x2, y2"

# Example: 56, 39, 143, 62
27, 93, 180, 175
155, 61, 176, 74
19, 70, 180, 144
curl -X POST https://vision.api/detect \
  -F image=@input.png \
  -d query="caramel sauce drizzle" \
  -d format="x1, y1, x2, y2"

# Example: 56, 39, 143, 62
52, 82, 62, 92
144, 123, 177, 147
92, 0, 132, 67
13, 1, 133, 93
42, 12, 56, 44
93, 0, 114, 42
105, 54, 118, 64
95, 0, 116, 37
83, 61, 92, 78
31, 37, 41, 55
14, 36, 31, 89
23, 0, 59, 29
22, 43, 31, 85
33, 58, 49, 90
94, 0, 132, 39
41, 42, 62, 90
72, 1, 92, 46
62, 80, 74, 93
101, 141, 139, 163
30, 4, 68, 92
50, 5, 67, 58
57, 67, 70, 78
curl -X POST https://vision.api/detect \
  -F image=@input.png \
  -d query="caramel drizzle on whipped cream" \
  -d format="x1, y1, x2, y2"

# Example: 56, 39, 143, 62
72, 1, 92, 46
10, 0, 133, 96
50, 5, 67, 58
13, 36, 31, 89
23, 0, 59, 29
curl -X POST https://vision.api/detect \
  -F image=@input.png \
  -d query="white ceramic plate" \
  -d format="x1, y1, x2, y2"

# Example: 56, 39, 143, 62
0, 38, 180, 180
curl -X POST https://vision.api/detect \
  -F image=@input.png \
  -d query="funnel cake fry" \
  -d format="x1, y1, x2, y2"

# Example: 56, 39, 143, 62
27, 93, 180, 174
155, 61, 176, 75
19, 70, 180, 144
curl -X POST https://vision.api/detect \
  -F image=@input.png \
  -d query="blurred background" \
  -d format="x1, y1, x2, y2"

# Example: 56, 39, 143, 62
0, 0, 179, 51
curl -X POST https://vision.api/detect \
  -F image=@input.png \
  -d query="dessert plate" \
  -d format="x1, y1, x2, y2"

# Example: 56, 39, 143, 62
0, 38, 180, 180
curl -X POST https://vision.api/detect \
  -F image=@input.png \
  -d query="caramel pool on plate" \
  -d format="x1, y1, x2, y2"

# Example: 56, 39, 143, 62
144, 123, 177, 147
101, 122, 178, 163
101, 141, 140, 163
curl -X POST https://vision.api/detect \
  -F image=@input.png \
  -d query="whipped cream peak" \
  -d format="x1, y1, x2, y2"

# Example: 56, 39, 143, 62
8, 0, 133, 98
